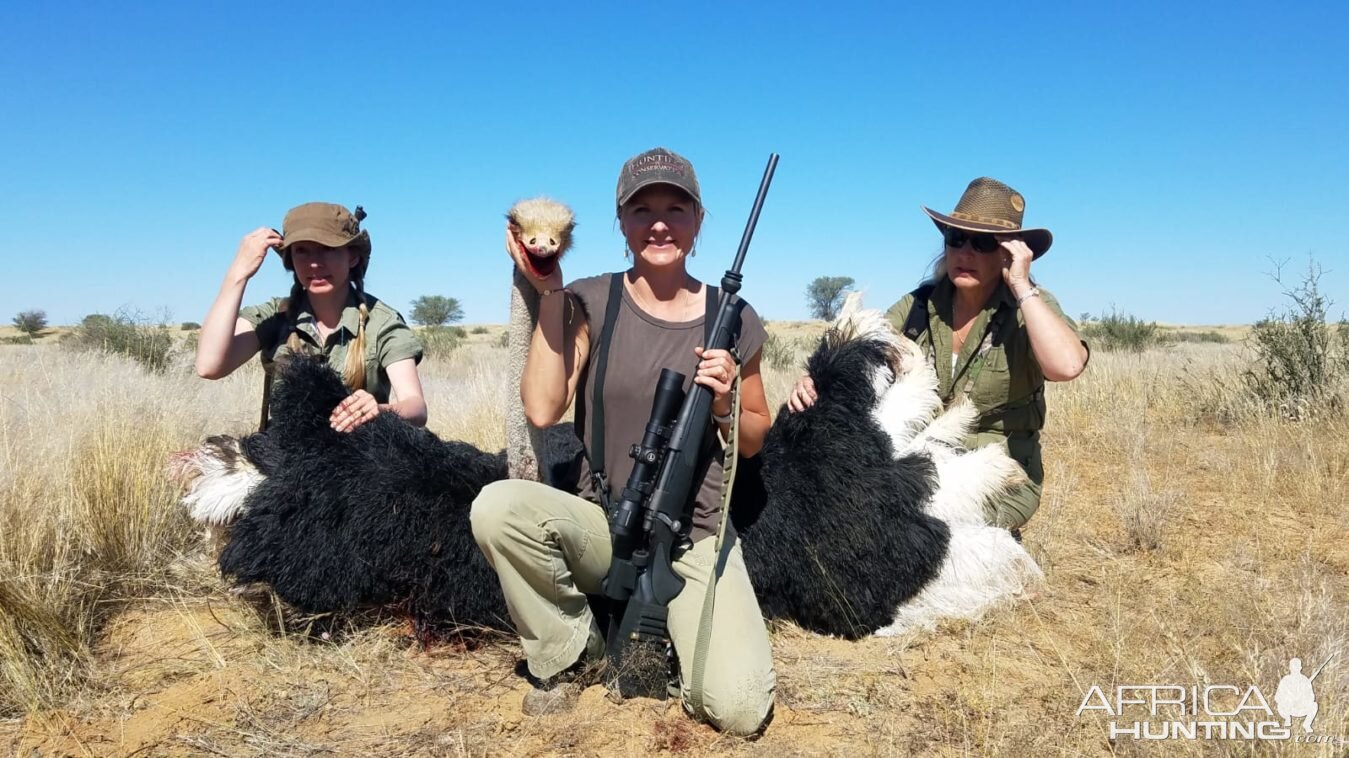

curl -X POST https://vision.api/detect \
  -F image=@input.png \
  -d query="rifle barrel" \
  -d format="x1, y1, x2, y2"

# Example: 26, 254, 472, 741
727, 153, 780, 281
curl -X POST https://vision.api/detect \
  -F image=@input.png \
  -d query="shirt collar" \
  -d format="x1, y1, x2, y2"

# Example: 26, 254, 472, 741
293, 289, 362, 343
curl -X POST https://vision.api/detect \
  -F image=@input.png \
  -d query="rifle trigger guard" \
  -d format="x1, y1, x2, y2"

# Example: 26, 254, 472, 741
654, 512, 680, 534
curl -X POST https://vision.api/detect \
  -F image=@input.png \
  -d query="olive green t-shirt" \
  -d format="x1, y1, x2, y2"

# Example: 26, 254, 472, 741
239, 290, 423, 404
567, 274, 767, 544
884, 278, 1087, 485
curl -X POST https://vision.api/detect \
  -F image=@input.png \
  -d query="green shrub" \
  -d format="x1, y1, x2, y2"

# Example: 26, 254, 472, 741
180, 322, 201, 331
762, 333, 799, 370
12, 309, 48, 338
409, 295, 464, 327
497, 331, 510, 348
2, 335, 35, 345
1170, 330, 1229, 344
64, 312, 175, 373
420, 326, 462, 358
471, 326, 489, 335
1242, 261, 1348, 420
1080, 309, 1169, 352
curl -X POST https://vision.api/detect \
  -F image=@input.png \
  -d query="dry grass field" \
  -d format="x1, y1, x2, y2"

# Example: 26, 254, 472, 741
1, 325, 1347, 756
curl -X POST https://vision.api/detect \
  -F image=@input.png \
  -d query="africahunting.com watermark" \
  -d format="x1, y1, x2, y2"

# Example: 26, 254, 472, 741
1076, 655, 1344, 744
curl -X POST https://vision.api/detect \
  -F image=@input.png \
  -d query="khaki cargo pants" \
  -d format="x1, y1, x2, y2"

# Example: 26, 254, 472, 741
994, 430, 1044, 529
470, 479, 776, 736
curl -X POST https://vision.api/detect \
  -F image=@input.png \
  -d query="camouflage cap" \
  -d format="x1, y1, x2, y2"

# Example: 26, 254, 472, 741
616, 147, 701, 210
277, 202, 372, 277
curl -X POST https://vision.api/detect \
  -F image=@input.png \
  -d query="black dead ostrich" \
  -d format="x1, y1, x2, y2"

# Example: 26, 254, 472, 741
209, 356, 579, 633
735, 312, 952, 639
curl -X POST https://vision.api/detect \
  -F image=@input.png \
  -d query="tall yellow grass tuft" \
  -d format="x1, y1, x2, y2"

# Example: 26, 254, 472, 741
0, 346, 254, 713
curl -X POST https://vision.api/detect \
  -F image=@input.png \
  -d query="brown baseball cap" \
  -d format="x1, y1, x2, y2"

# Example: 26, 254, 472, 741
277, 202, 372, 277
922, 177, 1053, 258
615, 147, 701, 210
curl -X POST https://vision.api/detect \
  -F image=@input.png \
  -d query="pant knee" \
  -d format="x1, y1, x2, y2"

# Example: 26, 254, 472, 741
698, 694, 773, 737
993, 480, 1041, 529
470, 479, 535, 547
688, 677, 775, 736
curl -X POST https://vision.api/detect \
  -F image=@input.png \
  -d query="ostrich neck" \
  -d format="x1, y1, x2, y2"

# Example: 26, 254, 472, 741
506, 268, 545, 481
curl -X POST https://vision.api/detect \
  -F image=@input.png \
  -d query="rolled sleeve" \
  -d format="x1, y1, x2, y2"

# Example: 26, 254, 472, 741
1038, 287, 1090, 366
377, 317, 424, 367
238, 298, 286, 352
736, 302, 767, 364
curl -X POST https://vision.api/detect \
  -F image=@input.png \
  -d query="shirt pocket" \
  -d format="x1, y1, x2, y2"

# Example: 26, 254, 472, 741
970, 347, 1013, 410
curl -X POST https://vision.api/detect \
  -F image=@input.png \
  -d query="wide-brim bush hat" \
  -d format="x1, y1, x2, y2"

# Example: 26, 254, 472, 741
616, 147, 702, 211
278, 202, 372, 278
922, 177, 1052, 258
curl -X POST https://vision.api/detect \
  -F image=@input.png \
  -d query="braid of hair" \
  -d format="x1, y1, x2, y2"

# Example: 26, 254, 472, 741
282, 278, 305, 355
342, 272, 370, 391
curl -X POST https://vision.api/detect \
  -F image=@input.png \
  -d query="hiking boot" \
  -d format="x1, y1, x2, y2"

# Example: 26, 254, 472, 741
521, 623, 606, 716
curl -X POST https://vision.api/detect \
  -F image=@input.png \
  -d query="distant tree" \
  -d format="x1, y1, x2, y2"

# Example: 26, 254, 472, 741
410, 295, 464, 327
12, 309, 48, 337
805, 276, 855, 320
181, 321, 201, 331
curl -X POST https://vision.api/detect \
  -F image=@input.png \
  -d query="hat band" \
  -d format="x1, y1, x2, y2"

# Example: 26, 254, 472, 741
949, 211, 1019, 231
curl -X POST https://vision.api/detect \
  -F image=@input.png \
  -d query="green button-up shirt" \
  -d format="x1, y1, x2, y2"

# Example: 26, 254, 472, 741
884, 278, 1087, 488
239, 291, 423, 403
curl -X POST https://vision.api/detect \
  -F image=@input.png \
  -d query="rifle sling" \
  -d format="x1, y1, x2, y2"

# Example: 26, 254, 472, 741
689, 350, 741, 719
583, 273, 626, 501
900, 282, 935, 342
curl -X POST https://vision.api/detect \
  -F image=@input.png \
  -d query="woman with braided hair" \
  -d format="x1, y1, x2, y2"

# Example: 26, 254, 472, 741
196, 202, 427, 431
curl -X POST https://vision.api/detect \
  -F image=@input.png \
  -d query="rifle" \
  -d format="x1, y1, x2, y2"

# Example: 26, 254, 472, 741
601, 153, 779, 698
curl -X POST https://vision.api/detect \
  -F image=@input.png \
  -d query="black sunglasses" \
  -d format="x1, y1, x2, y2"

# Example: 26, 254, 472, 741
942, 227, 1002, 254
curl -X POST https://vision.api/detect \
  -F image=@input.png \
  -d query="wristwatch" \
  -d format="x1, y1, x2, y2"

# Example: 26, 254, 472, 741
1016, 286, 1041, 306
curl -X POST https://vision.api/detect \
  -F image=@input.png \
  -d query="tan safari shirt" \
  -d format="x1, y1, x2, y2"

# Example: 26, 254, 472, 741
239, 291, 423, 403
884, 278, 1087, 487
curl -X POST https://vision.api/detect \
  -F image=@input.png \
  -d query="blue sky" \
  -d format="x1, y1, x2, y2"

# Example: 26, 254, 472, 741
3, 1, 1346, 327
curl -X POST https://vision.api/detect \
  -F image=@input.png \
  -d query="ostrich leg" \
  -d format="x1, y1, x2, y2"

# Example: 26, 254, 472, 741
506, 267, 547, 481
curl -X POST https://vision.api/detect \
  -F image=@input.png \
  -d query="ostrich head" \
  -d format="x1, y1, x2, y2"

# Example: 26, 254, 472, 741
170, 435, 263, 526
171, 356, 348, 527
507, 197, 575, 280
805, 293, 925, 415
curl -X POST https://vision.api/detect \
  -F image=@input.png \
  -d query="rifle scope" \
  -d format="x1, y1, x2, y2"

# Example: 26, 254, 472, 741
603, 368, 686, 601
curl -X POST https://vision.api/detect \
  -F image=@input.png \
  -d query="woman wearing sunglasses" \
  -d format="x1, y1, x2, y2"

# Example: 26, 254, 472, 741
787, 177, 1088, 534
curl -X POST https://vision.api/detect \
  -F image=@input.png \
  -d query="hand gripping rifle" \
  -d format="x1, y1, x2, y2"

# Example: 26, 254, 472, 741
601, 153, 779, 698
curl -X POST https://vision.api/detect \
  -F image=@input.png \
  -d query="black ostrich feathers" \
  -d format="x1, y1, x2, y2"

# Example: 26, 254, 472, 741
740, 330, 951, 638
218, 356, 514, 630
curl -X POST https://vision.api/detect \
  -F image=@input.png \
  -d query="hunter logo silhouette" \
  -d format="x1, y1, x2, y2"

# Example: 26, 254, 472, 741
1275, 654, 1336, 733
